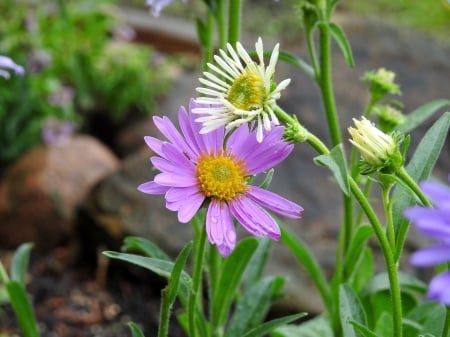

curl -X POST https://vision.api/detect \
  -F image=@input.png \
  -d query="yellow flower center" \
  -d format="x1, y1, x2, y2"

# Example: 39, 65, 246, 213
197, 149, 249, 201
227, 70, 265, 111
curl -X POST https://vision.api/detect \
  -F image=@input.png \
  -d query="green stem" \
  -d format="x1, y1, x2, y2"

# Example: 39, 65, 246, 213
381, 183, 396, 251
396, 166, 432, 207
202, 10, 216, 71
318, 22, 342, 146
227, 0, 241, 48
188, 214, 208, 337
305, 27, 320, 79
158, 288, 173, 337
349, 178, 403, 337
443, 307, 450, 337
216, 0, 227, 49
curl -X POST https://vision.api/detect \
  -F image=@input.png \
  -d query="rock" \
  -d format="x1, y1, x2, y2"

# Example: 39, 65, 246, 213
78, 17, 450, 315
0, 135, 120, 250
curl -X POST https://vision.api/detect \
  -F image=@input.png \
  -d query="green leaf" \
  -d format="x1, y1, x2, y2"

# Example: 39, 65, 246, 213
212, 237, 258, 327
361, 272, 426, 297
272, 315, 333, 337
128, 322, 145, 337
347, 247, 374, 293
340, 284, 367, 337
103, 251, 191, 303
349, 319, 380, 337
373, 311, 392, 337
10, 243, 33, 284
329, 22, 355, 67
121, 236, 171, 261
392, 111, 450, 261
6, 281, 39, 337
242, 313, 307, 337
343, 224, 374, 276
277, 50, 315, 79
165, 241, 192, 303
279, 223, 332, 314
226, 276, 282, 337
259, 168, 274, 190
395, 99, 450, 133
244, 237, 272, 289
314, 144, 350, 195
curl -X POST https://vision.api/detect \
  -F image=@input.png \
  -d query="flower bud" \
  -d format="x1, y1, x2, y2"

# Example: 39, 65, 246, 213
348, 117, 404, 174
362, 68, 401, 100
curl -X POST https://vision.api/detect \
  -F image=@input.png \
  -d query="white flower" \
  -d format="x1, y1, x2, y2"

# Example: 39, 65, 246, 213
193, 38, 291, 142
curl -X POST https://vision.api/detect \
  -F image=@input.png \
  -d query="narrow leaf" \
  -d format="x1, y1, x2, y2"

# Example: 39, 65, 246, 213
277, 50, 315, 79
329, 23, 354, 67
349, 319, 380, 337
395, 99, 450, 133
103, 251, 191, 303
340, 284, 367, 337
10, 242, 33, 284
128, 322, 145, 337
272, 315, 333, 337
241, 313, 307, 337
226, 276, 281, 337
314, 144, 350, 196
244, 237, 272, 289
166, 242, 192, 303
361, 271, 426, 296
392, 111, 450, 260
343, 225, 374, 275
121, 236, 171, 261
6, 281, 39, 337
212, 237, 258, 327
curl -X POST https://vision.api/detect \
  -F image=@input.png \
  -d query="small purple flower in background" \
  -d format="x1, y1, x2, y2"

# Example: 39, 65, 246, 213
146, 0, 187, 17
404, 175, 450, 306
42, 118, 77, 146
138, 100, 303, 256
0, 55, 24, 79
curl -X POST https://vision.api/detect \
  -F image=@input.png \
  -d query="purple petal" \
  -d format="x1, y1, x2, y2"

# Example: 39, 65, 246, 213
410, 245, 450, 267
153, 115, 191, 154
144, 136, 165, 157
154, 172, 198, 187
404, 207, 450, 241
166, 186, 201, 204
160, 143, 196, 171
138, 181, 169, 194
427, 271, 450, 305
229, 196, 280, 240
420, 181, 450, 209
175, 191, 205, 223
206, 200, 236, 256
246, 186, 303, 218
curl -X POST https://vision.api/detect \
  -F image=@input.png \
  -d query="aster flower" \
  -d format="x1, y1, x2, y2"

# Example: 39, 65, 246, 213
348, 117, 403, 174
404, 175, 450, 305
138, 100, 303, 256
0, 55, 24, 79
146, 0, 187, 17
193, 38, 291, 143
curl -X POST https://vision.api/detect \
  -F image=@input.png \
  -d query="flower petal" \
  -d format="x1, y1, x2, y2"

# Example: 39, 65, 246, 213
427, 271, 450, 305
246, 186, 303, 218
410, 245, 450, 267
175, 191, 205, 223
138, 181, 169, 194
420, 180, 450, 209
229, 196, 280, 240
154, 172, 198, 187
206, 200, 236, 256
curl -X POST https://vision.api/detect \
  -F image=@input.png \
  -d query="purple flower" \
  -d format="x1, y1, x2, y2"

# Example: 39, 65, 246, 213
146, 0, 187, 17
138, 100, 303, 256
404, 175, 450, 305
0, 55, 24, 79
42, 118, 77, 146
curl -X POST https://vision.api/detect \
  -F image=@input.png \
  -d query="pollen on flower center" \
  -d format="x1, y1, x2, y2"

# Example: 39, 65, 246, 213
227, 71, 265, 111
197, 149, 249, 201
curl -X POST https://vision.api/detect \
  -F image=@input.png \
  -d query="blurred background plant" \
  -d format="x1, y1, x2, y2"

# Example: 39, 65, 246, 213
0, 0, 172, 171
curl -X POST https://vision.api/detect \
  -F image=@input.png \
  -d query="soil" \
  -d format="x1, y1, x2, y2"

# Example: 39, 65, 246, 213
0, 242, 187, 337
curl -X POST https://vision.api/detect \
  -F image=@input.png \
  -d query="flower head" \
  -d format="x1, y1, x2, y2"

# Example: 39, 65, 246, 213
348, 117, 403, 174
404, 175, 450, 305
146, 0, 187, 17
193, 38, 291, 143
138, 100, 303, 256
362, 67, 401, 98
373, 104, 406, 132
0, 55, 24, 79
